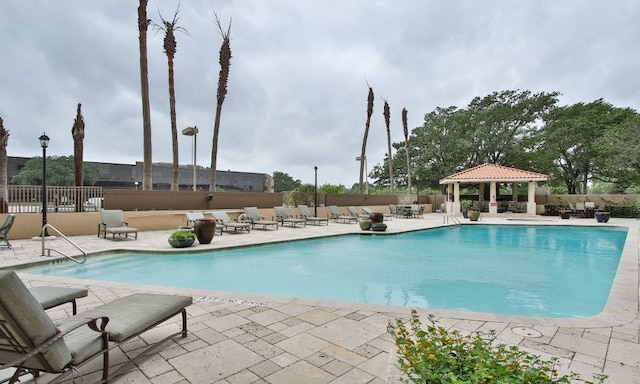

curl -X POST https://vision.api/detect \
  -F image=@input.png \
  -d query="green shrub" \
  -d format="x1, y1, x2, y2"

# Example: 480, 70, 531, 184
388, 310, 606, 383
169, 229, 195, 239
542, 203, 568, 216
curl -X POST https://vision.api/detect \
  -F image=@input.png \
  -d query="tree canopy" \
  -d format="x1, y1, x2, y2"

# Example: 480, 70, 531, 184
368, 89, 639, 194
11, 156, 99, 186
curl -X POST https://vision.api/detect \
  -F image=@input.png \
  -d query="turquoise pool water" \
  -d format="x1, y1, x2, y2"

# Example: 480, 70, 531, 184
24, 225, 627, 317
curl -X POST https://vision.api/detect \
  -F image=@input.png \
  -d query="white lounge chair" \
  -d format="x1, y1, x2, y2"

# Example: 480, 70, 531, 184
274, 206, 306, 227
208, 210, 252, 233
98, 210, 138, 239
242, 207, 279, 230
297, 205, 329, 225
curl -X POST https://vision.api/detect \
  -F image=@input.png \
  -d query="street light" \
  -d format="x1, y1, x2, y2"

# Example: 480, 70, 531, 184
355, 155, 368, 194
39, 132, 50, 237
181, 126, 198, 191
314, 166, 318, 217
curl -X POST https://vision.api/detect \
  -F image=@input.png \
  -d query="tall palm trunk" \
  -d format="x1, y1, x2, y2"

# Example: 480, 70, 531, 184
0, 117, 9, 213
359, 86, 374, 194
383, 99, 393, 193
402, 107, 411, 193
71, 103, 85, 211
210, 14, 232, 192
155, 6, 187, 191
138, 0, 153, 190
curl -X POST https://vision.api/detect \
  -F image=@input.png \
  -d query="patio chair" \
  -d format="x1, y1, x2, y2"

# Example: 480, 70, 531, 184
409, 204, 424, 218
574, 202, 586, 218
328, 205, 358, 224
208, 210, 252, 233
242, 207, 279, 230
0, 270, 192, 384
297, 205, 329, 225
98, 210, 138, 239
274, 206, 306, 227
0, 214, 16, 249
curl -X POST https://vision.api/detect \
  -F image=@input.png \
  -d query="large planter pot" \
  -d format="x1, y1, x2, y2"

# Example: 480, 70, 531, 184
369, 212, 384, 223
468, 211, 480, 221
462, 209, 469, 219
559, 210, 572, 220
168, 236, 195, 248
595, 212, 610, 223
194, 218, 217, 244
359, 219, 372, 230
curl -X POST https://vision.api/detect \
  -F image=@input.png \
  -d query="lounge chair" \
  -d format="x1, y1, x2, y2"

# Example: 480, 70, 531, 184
347, 206, 369, 219
0, 270, 192, 384
0, 214, 15, 249
98, 210, 138, 239
574, 202, 586, 218
362, 207, 392, 221
242, 207, 279, 230
208, 210, 252, 233
297, 205, 329, 225
29, 286, 89, 315
328, 205, 358, 224
274, 206, 306, 227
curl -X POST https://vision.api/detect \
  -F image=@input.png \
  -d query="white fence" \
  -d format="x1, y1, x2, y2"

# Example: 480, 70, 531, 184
5, 185, 103, 213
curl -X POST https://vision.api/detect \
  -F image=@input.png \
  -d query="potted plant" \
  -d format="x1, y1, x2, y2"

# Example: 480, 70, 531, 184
461, 200, 471, 218
168, 229, 196, 248
468, 210, 480, 221
369, 212, 387, 231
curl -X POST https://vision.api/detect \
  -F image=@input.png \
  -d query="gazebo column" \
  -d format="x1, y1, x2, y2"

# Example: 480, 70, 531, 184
489, 182, 498, 214
445, 183, 454, 213
453, 182, 461, 215
527, 181, 536, 215
512, 183, 518, 201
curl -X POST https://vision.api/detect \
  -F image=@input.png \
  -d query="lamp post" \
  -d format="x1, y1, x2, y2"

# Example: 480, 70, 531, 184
181, 126, 198, 191
355, 156, 368, 194
314, 166, 318, 217
39, 133, 50, 237
134, 181, 139, 190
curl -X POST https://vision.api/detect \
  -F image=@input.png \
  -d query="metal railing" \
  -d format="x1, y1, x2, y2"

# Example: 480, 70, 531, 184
443, 214, 461, 225
6, 185, 103, 213
41, 224, 87, 264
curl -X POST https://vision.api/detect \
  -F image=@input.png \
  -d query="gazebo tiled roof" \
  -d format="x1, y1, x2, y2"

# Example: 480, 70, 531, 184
439, 163, 548, 184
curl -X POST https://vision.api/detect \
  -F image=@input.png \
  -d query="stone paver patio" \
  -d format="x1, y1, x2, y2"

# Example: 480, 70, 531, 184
1, 213, 638, 383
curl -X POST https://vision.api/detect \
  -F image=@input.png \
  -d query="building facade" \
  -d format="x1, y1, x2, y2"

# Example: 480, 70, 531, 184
7, 157, 274, 192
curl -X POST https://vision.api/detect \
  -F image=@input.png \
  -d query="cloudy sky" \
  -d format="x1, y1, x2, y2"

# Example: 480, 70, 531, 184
1, 1, 639, 187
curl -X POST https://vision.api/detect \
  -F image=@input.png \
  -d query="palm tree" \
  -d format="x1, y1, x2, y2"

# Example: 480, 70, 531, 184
154, 4, 188, 191
402, 107, 411, 193
359, 85, 374, 194
71, 103, 85, 211
383, 99, 393, 193
0, 117, 9, 213
138, 0, 153, 190
209, 13, 232, 192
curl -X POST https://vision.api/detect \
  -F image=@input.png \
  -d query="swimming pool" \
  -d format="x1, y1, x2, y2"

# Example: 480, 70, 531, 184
24, 225, 627, 317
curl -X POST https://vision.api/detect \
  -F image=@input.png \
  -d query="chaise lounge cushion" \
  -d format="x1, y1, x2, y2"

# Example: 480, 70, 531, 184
75, 293, 193, 342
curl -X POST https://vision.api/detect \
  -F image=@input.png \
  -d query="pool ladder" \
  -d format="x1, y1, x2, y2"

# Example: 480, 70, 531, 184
443, 214, 461, 225
40, 224, 87, 264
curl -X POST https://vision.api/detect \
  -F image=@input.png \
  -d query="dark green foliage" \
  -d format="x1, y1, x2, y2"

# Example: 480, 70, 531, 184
11, 156, 99, 186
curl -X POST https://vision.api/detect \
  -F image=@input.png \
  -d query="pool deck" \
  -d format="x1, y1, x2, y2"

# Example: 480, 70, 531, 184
2, 214, 639, 383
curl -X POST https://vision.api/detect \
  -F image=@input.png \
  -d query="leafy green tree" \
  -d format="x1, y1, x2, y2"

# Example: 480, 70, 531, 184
273, 171, 301, 192
11, 156, 99, 186
288, 184, 324, 206
319, 183, 347, 194
542, 99, 636, 193
596, 112, 640, 185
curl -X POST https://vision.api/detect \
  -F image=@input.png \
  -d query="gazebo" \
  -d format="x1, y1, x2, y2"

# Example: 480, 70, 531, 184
439, 163, 548, 215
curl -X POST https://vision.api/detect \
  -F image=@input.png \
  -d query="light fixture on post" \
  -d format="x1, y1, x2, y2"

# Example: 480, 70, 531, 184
134, 181, 139, 190
181, 126, 198, 191
39, 132, 50, 237
314, 166, 318, 217
355, 155, 368, 194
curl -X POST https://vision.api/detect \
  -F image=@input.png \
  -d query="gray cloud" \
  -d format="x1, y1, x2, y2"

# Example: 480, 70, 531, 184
1, 0, 639, 187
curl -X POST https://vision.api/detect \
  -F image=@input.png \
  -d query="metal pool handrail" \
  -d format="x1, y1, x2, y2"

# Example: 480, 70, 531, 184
40, 224, 87, 264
